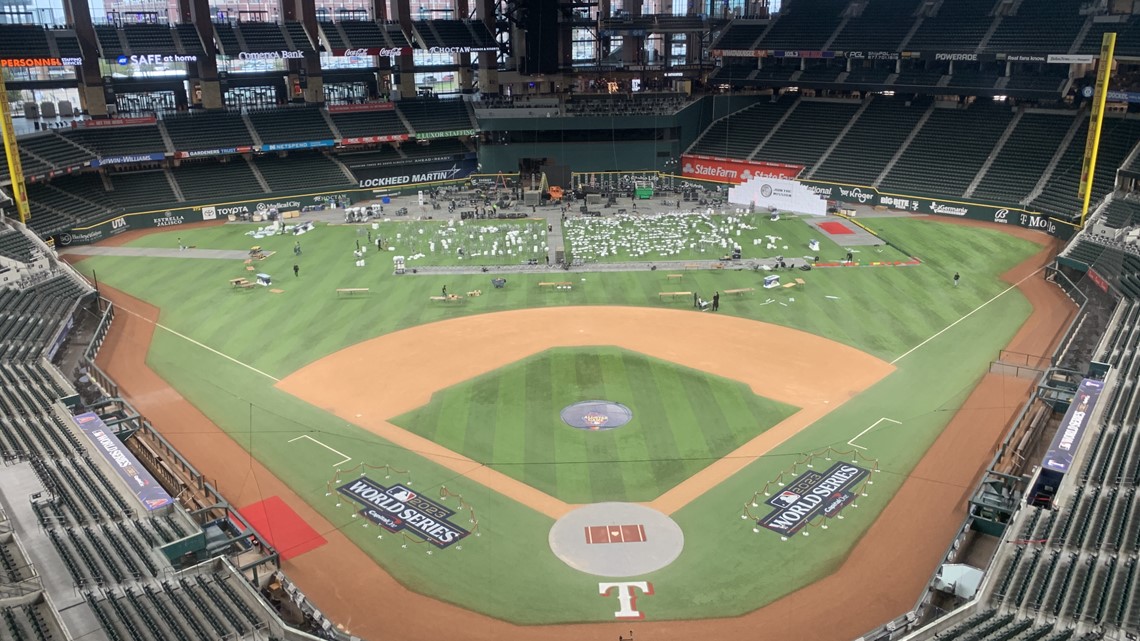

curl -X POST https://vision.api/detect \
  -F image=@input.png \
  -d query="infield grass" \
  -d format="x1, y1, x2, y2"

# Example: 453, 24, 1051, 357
392, 347, 798, 503
71, 215, 1047, 623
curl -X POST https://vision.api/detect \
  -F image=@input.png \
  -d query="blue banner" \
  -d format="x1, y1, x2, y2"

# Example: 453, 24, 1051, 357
259, 140, 336, 152
1042, 378, 1104, 473
72, 412, 175, 511
90, 152, 166, 167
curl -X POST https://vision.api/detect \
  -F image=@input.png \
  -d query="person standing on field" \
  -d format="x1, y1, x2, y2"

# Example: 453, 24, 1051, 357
953, 271, 960, 287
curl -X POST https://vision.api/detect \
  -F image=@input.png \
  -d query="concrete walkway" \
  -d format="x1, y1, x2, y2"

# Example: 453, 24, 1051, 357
61, 246, 250, 260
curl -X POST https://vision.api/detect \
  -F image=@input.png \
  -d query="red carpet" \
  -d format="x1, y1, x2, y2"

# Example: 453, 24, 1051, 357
818, 221, 855, 235
239, 496, 327, 560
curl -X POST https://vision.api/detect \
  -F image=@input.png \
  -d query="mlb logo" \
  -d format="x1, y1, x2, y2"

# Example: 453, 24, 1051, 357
387, 486, 417, 502
771, 491, 800, 508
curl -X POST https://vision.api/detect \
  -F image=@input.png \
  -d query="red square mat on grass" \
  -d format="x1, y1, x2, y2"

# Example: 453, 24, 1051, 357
239, 496, 326, 561
818, 221, 855, 235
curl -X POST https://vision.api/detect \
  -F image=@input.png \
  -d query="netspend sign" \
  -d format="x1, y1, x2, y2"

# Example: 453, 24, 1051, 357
355, 159, 476, 189
680, 154, 803, 184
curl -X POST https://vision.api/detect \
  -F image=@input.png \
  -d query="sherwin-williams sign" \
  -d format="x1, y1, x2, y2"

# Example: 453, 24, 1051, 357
72, 412, 175, 511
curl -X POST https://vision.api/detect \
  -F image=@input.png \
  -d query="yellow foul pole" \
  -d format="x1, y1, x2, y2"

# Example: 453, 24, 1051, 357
0, 71, 31, 224
1078, 32, 1117, 228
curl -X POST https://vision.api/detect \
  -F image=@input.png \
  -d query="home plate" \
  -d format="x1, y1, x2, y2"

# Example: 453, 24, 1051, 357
549, 503, 684, 577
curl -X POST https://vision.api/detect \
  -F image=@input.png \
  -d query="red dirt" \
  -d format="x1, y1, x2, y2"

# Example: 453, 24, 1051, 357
83, 216, 1074, 641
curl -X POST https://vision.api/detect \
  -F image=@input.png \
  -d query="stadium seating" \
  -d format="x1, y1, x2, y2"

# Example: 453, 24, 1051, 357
880, 103, 1014, 198
64, 125, 168, 156
711, 21, 764, 51
122, 24, 178, 55
174, 23, 207, 56
753, 99, 860, 167
210, 22, 243, 56
107, 170, 177, 209
247, 106, 336, 144
984, 0, 1086, 53
284, 21, 315, 51
0, 229, 40, 263
173, 159, 265, 202
251, 152, 353, 191
0, 24, 53, 57
811, 97, 928, 185
1033, 117, 1140, 219
162, 111, 255, 152
396, 98, 475, 134
971, 112, 1077, 204
235, 21, 290, 52
94, 24, 126, 57
757, 0, 848, 50
908, 0, 997, 51
829, 0, 922, 52
20, 133, 95, 171
687, 96, 796, 159
329, 107, 409, 138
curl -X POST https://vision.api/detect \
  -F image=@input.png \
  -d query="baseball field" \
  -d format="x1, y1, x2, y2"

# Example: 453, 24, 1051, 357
67, 211, 1072, 640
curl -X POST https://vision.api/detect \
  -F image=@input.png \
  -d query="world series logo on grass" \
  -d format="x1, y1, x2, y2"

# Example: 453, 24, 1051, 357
337, 477, 470, 548
756, 462, 869, 535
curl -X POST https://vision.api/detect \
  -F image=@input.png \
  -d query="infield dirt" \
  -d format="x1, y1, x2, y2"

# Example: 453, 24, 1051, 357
80, 217, 1072, 641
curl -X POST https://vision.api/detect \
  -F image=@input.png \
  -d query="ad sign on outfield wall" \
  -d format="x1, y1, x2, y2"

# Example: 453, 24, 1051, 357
729, 177, 827, 216
680, 154, 803, 184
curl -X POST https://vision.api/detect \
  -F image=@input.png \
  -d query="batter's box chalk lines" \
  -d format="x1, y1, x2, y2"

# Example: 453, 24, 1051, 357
890, 267, 1043, 366
847, 417, 902, 450
111, 301, 280, 382
288, 434, 352, 467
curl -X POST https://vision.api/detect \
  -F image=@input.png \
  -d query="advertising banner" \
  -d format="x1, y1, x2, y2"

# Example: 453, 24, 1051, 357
1048, 54, 1095, 64
338, 134, 410, 146
730, 176, 827, 215
415, 129, 477, 140
798, 179, 1072, 238
680, 154, 803, 184
259, 140, 336, 152
329, 46, 410, 57
174, 146, 253, 159
77, 116, 157, 128
327, 102, 397, 114
90, 152, 166, 167
0, 56, 82, 67
72, 412, 175, 511
1042, 378, 1104, 473
355, 158, 477, 189
1088, 268, 1109, 293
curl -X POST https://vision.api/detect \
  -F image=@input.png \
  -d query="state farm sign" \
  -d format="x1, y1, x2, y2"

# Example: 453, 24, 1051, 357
680, 154, 803, 184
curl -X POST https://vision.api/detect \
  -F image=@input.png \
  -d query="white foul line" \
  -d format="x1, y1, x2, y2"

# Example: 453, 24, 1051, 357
848, 417, 901, 450
288, 434, 352, 467
890, 267, 1043, 366
111, 301, 280, 382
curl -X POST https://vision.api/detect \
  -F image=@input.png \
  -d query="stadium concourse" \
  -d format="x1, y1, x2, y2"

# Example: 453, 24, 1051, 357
3, 0, 1140, 639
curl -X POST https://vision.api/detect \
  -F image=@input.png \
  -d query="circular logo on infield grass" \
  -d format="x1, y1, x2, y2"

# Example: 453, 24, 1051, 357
560, 401, 633, 431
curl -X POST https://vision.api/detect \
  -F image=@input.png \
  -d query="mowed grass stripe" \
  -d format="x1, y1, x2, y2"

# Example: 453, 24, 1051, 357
434, 369, 472, 448
524, 355, 559, 496
623, 351, 687, 497
606, 351, 656, 500
682, 373, 739, 456
651, 358, 710, 481
462, 373, 500, 464
550, 350, 591, 499
576, 352, 628, 503
491, 360, 528, 467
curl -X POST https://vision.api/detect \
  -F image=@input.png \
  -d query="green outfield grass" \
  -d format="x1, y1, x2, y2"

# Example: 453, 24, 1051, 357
128, 218, 548, 267
71, 215, 1048, 623
563, 213, 912, 265
392, 347, 798, 503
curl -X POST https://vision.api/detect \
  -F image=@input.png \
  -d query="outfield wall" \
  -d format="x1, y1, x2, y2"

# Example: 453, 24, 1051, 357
53, 169, 1076, 247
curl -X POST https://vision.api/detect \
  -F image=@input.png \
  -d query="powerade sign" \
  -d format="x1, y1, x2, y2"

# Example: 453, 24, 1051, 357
72, 412, 175, 511
756, 461, 869, 536
337, 477, 469, 548
356, 159, 476, 189
1042, 378, 1104, 474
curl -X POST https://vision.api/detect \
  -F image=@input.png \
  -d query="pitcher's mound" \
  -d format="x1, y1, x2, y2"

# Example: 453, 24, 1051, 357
549, 503, 683, 577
